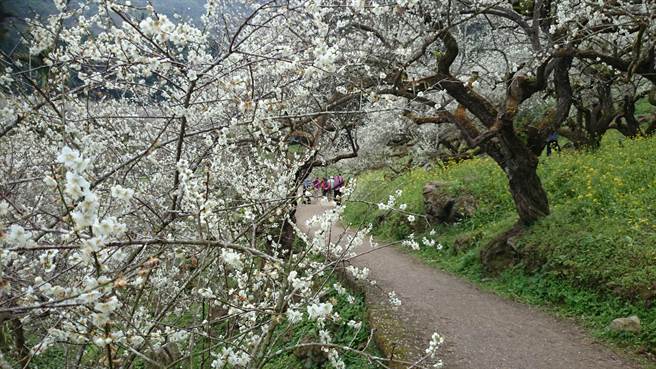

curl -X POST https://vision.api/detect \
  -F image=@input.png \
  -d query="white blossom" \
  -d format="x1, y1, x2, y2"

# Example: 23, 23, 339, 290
221, 249, 243, 270
388, 291, 402, 306
0, 201, 9, 216
307, 302, 333, 321
110, 185, 134, 201
4, 224, 32, 247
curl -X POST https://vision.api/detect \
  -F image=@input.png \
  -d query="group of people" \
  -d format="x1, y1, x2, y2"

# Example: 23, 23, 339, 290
302, 176, 346, 204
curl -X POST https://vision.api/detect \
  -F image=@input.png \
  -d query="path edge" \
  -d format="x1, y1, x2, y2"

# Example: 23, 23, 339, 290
334, 262, 423, 369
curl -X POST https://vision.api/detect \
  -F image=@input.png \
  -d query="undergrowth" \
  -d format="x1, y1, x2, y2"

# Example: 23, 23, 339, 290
262, 279, 382, 369
24, 278, 380, 369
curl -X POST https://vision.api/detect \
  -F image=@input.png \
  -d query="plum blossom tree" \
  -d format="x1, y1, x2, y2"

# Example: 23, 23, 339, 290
0, 1, 445, 368
307, 0, 655, 268
2, 0, 655, 366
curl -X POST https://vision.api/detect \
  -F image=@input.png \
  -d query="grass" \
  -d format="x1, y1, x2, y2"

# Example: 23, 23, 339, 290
636, 97, 656, 116
342, 133, 656, 359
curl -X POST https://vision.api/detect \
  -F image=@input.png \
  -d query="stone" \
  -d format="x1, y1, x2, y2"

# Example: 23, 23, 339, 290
608, 315, 641, 333
455, 194, 477, 218
479, 226, 524, 275
293, 336, 328, 367
423, 181, 476, 224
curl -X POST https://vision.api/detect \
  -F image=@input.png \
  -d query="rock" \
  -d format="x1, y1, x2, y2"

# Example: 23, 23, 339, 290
506, 235, 521, 250
637, 283, 656, 308
423, 181, 476, 224
480, 226, 524, 275
480, 236, 517, 275
456, 194, 477, 218
608, 315, 641, 333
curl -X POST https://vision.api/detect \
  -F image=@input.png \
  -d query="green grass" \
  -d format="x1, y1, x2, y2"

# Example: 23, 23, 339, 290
343, 134, 656, 357
636, 97, 656, 116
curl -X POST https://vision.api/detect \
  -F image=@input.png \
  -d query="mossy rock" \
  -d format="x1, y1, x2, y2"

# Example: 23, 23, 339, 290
367, 305, 410, 369
423, 181, 477, 224
480, 226, 524, 275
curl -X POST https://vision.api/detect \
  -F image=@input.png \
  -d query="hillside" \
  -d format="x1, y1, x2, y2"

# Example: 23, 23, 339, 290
343, 134, 656, 356
0, 0, 210, 52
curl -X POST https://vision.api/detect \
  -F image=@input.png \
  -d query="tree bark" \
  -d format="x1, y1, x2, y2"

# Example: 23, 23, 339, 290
615, 95, 641, 138
11, 317, 29, 368
505, 157, 550, 225
478, 127, 549, 273
646, 118, 656, 136
497, 127, 550, 225
279, 212, 296, 257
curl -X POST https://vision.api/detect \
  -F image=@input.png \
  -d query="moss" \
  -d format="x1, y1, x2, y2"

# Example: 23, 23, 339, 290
366, 306, 408, 369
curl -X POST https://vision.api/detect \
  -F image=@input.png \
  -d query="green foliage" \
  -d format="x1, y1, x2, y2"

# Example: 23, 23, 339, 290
511, 0, 535, 16
635, 97, 655, 116
343, 135, 656, 354
344, 156, 513, 240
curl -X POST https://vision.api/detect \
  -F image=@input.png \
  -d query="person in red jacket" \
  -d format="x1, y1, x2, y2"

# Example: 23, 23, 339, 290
320, 177, 329, 198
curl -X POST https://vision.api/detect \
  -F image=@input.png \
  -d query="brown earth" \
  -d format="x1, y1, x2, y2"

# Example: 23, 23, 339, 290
296, 203, 643, 369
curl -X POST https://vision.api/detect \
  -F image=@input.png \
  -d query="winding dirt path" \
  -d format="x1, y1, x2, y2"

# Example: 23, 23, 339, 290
296, 203, 643, 369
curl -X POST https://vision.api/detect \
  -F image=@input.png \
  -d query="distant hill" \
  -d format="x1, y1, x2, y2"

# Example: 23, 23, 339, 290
0, 0, 210, 53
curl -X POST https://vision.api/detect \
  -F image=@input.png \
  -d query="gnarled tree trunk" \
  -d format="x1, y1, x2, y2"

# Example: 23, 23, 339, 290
479, 126, 549, 273
506, 156, 549, 225
497, 127, 550, 225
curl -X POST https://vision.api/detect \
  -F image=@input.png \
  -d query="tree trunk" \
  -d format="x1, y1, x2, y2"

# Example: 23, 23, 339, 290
11, 317, 29, 368
506, 156, 550, 225
479, 126, 550, 273
496, 127, 550, 225
279, 210, 296, 257
615, 95, 641, 138
646, 118, 656, 136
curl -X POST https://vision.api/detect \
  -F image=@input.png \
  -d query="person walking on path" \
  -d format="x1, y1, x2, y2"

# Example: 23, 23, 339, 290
320, 177, 330, 199
302, 178, 314, 204
546, 131, 561, 156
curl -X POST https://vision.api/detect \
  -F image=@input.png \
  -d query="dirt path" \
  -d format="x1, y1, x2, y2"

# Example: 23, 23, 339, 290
296, 203, 643, 369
